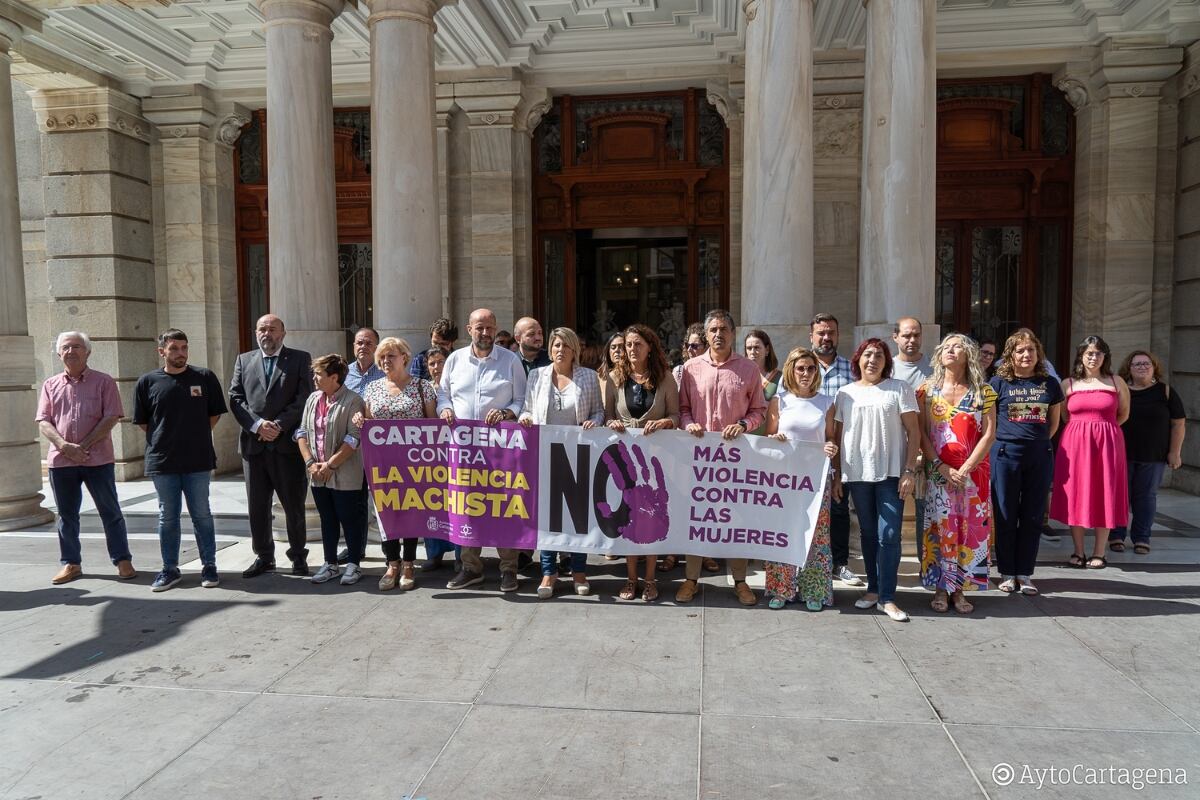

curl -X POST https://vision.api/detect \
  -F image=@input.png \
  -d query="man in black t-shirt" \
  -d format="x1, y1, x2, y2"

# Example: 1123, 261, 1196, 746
133, 329, 228, 591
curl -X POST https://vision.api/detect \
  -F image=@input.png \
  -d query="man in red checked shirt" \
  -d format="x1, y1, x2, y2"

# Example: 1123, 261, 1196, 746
676, 309, 767, 606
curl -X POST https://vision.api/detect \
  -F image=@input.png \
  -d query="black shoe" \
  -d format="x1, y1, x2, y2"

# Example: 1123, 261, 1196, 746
420, 555, 445, 572
517, 551, 533, 570
500, 570, 519, 593
242, 558, 275, 578
446, 569, 483, 590
291, 560, 309, 576
336, 548, 350, 565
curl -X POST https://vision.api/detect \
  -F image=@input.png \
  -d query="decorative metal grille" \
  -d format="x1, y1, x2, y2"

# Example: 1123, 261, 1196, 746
697, 233, 722, 318
1040, 85, 1071, 157
238, 114, 263, 184
338, 242, 373, 352
697, 96, 726, 166
333, 110, 371, 172
535, 102, 563, 174
245, 243, 268, 328
574, 96, 686, 160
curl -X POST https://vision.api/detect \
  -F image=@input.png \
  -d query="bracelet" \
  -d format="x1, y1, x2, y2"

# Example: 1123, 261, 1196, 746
304, 457, 316, 468
902, 468, 916, 476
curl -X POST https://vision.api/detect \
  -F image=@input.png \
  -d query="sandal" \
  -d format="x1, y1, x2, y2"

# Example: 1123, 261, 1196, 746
658, 555, 679, 572
1085, 556, 1107, 570
1067, 553, 1086, 568
618, 579, 639, 601
1017, 576, 1038, 595
702, 557, 721, 573
1108, 541, 1126, 553
641, 581, 658, 602
768, 596, 786, 610
930, 591, 949, 613
998, 577, 1018, 594
1134, 543, 1151, 555
951, 592, 974, 614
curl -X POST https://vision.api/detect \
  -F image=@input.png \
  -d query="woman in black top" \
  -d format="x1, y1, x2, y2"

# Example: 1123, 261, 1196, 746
1109, 350, 1186, 554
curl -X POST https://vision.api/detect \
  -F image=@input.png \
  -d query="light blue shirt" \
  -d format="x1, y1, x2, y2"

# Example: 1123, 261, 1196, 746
436, 344, 527, 420
345, 361, 385, 397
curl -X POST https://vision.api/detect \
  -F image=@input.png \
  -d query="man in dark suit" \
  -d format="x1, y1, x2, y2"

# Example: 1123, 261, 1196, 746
229, 314, 314, 577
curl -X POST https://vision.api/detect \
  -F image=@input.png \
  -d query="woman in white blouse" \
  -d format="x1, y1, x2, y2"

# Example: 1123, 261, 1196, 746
519, 327, 605, 598
833, 338, 922, 622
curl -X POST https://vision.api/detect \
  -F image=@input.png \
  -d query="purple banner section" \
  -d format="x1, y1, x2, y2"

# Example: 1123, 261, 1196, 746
361, 419, 539, 549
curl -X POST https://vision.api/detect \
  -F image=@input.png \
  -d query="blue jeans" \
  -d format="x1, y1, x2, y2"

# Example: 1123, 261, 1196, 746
847, 478, 903, 604
49, 464, 131, 566
541, 549, 586, 577
991, 440, 1054, 577
151, 471, 217, 570
424, 536, 461, 561
312, 486, 367, 566
1110, 461, 1166, 544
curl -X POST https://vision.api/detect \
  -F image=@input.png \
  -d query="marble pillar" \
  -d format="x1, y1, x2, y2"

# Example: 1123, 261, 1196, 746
1059, 45, 1183, 361
739, 0, 814, 347
367, 0, 445, 344
32, 87, 157, 480
143, 89, 249, 473
257, 0, 343, 357
0, 21, 52, 530
856, 0, 937, 346
1171, 42, 1200, 493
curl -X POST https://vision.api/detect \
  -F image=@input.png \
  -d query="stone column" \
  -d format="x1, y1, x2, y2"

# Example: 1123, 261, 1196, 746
143, 88, 249, 473
0, 19, 52, 529
32, 87, 157, 480
257, 0, 343, 357
739, 0, 814, 345
856, 0, 937, 345
366, 0, 450, 343
455, 80, 548, 331
1057, 44, 1183, 359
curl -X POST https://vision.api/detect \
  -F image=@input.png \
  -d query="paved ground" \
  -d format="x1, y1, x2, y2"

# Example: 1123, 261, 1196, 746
1, 477, 1198, 799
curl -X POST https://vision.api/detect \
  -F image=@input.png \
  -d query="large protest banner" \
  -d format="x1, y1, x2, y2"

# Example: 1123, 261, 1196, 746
361, 419, 828, 565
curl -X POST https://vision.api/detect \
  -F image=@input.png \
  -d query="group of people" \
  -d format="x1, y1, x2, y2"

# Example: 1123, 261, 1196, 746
37, 305, 1185, 621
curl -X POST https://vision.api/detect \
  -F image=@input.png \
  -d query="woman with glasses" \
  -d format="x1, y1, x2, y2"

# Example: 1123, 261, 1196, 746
1050, 335, 1130, 570
1109, 350, 1185, 555
763, 348, 838, 610
360, 337, 439, 590
744, 330, 782, 435
520, 327, 605, 598
666, 322, 719, 574
603, 324, 679, 601
978, 338, 998, 378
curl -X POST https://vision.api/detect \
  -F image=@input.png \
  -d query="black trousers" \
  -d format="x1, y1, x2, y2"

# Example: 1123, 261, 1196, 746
829, 488, 851, 568
243, 450, 309, 562
383, 537, 419, 562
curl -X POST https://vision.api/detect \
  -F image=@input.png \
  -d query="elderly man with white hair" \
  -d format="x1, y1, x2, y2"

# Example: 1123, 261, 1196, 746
36, 331, 136, 584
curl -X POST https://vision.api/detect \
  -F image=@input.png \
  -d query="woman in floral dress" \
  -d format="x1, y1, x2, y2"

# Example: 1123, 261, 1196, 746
763, 347, 838, 611
917, 333, 997, 614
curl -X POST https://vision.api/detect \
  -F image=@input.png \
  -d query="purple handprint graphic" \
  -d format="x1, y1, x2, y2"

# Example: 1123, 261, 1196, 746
595, 440, 670, 543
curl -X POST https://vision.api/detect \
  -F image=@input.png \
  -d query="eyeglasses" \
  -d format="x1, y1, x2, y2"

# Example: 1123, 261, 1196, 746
686, 343, 704, 351
794, 366, 817, 374
1131, 361, 1153, 368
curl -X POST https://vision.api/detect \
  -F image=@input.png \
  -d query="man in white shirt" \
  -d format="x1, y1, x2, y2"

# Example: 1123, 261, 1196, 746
437, 308, 528, 592
891, 317, 933, 566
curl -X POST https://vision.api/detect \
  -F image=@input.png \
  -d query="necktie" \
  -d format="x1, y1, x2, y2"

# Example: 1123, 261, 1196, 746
264, 355, 276, 383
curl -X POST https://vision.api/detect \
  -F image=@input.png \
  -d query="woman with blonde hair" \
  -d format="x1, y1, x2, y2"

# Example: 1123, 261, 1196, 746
520, 327, 605, 598
360, 336, 439, 590
763, 347, 838, 611
917, 334, 997, 613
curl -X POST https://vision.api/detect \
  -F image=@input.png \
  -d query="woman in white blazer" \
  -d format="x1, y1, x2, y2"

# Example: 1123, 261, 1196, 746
520, 326, 605, 599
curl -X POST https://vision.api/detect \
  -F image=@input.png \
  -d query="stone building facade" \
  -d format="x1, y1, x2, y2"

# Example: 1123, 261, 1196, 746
1, 0, 1199, 531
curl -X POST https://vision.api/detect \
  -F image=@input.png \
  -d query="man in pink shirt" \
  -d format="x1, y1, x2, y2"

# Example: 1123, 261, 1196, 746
36, 331, 135, 584
676, 309, 766, 606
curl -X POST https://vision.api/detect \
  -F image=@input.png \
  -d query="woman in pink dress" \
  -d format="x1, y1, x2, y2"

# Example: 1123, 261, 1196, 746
1049, 336, 1130, 570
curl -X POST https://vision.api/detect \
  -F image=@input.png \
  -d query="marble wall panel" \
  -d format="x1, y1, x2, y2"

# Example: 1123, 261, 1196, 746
1104, 193, 1157, 240
41, 129, 151, 183
44, 215, 154, 262
1175, 235, 1200, 282
45, 257, 154, 299
49, 298, 157, 342
41, 173, 151, 221
1180, 143, 1200, 190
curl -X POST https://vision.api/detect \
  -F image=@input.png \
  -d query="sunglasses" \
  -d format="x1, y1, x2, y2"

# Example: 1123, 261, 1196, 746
686, 343, 704, 351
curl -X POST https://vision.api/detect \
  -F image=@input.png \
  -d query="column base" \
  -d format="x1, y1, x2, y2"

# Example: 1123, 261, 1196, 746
280, 329, 345, 360
853, 324, 941, 351
377, 327, 430, 352
0, 498, 55, 532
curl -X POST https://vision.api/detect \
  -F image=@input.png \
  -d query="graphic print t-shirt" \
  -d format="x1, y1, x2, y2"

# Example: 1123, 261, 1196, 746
989, 375, 1063, 442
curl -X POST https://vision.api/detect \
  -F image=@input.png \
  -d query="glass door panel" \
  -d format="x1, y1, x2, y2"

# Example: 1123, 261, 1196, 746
969, 224, 1022, 345
337, 242, 372, 354
1034, 223, 1063, 364
935, 226, 957, 334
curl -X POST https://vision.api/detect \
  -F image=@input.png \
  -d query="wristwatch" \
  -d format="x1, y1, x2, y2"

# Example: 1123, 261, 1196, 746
737, 418, 749, 430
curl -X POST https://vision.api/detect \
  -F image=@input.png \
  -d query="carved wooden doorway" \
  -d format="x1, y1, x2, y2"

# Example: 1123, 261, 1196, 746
935, 75, 1074, 367
532, 90, 729, 358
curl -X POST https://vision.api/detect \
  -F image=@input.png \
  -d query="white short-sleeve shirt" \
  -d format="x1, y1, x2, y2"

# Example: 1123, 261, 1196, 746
834, 378, 918, 483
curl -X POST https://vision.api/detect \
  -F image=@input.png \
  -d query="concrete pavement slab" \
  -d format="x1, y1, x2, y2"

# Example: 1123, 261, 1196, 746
479, 601, 703, 712
124, 693, 469, 800
414, 704, 699, 800
702, 606, 937, 722
699, 715, 979, 800
948, 723, 1199, 799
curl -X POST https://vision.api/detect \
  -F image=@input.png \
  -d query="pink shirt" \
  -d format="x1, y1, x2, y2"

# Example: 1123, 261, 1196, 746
35, 369, 124, 468
678, 351, 767, 432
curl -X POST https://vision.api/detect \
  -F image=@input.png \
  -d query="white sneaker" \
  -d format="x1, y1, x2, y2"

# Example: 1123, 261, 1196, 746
837, 566, 865, 587
311, 563, 340, 584
340, 563, 361, 585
